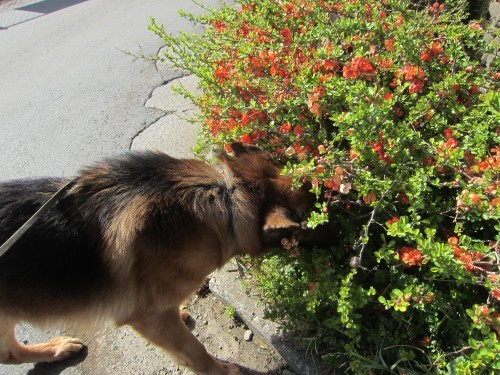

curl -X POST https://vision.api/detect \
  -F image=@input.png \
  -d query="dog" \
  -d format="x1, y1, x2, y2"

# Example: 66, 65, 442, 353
0, 143, 314, 374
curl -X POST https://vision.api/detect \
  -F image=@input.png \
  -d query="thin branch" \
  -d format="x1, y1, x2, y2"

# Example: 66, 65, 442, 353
353, 181, 396, 269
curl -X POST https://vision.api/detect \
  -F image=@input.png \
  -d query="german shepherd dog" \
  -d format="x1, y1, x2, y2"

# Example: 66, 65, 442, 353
0, 143, 313, 374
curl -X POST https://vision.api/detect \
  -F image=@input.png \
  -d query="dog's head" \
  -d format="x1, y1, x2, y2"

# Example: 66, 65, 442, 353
217, 143, 315, 252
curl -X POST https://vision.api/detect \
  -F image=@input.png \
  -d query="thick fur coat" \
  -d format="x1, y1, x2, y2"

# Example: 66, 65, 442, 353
0, 143, 313, 374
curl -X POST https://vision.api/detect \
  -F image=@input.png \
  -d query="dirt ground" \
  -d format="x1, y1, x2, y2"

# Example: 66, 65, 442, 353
178, 284, 296, 375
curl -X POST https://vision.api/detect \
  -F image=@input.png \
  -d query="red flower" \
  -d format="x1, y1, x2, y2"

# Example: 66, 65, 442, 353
309, 282, 316, 295
397, 246, 424, 267
342, 66, 360, 79
372, 142, 384, 152
399, 192, 409, 205
240, 134, 254, 144
394, 106, 404, 117
492, 289, 500, 301
385, 38, 395, 51
420, 50, 432, 62
293, 125, 304, 137
387, 217, 400, 226
444, 127, 453, 139
214, 67, 229, 81
363, 192, 377, 204
394, 15, 403, 27
430, 41, 443, 56
343, 57, 375, 80
280, 123, 292, 133
350, 148, 359, 160
238, 22, 249, 38
213, 20, 226, 33
280, 28, 292, 44
444, 138, 459, 150
409, 80, 425, 94
397, 64, 425, 81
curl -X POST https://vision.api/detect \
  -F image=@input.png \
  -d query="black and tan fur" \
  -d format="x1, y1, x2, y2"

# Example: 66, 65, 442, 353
0, 143, 313, 374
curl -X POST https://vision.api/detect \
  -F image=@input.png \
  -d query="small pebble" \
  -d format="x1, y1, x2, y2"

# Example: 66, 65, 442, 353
243, 330, 253, 342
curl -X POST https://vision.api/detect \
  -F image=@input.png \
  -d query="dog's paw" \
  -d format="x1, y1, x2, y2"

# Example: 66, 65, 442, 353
43, 336, 84, 362
180, 310, 190, 324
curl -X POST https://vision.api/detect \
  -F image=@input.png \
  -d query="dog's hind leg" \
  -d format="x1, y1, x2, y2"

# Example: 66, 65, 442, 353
0, 319, 84, 364
126, 308, 242, 375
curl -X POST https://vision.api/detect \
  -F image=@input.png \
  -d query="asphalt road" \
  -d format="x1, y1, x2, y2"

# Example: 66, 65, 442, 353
0, 0, 219, 374
0, 0, 210, 180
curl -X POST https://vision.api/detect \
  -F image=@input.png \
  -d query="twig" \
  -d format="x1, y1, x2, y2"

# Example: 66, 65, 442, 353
354, 182, 396, 268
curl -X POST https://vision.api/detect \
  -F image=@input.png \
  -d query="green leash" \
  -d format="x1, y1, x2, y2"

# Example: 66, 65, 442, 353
0, 179, 75, 258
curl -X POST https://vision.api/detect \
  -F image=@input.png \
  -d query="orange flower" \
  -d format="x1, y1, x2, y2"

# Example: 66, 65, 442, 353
444, 127, 453, 139
397, 64, 425, 81
213, 20, 226, 33
379, 59, 393, 70
280, 28, 292, 44
409, 80, 425, 94
363, 192, 377, 204
492, 289, 500, 301
420, 50, 432, 62
280, 123, 291, 133
342, 66, 360, 79
293, 125, 304, 137
398, 246, 424, 267
385, 38, 395, 51
240, 134, 254, 144
343, 57, 375, 80
430, 41, 443, 56
394, 15, 403, 27
387, 217, 400, 226
214, 66, 229, 81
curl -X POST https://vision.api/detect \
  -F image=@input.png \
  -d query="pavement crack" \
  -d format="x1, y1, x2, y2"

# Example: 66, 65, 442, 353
129, 112, 169, 150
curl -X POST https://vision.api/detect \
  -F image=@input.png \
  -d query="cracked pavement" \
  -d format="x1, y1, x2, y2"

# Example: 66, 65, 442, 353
0, 1, 297, 374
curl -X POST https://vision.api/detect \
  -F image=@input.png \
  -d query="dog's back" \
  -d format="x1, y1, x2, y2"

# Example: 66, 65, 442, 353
0, 152, 234, 321
0, 145, 313, 373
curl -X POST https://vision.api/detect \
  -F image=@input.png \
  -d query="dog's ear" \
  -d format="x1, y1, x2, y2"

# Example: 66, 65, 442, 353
231, 142, 264, 157
229, 142, 250, 156
215, 142, 251, 161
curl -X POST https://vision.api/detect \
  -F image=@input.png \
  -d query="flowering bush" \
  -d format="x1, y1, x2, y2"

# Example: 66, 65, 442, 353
151, 0, 499, 372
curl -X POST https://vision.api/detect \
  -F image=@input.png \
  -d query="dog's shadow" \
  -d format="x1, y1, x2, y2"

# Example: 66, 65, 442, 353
238, 365, 289, 375
26, 346, 88, 375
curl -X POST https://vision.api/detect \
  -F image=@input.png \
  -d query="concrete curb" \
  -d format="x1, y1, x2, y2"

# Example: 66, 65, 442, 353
210, 262, 334, 375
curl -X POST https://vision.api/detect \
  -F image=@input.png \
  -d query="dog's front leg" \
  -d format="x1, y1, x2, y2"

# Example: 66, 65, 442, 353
0, 319, 83, 364
126, 308, 242, 375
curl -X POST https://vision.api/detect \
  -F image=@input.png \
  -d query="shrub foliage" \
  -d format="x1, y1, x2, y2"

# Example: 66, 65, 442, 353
151, 0, 499, 372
